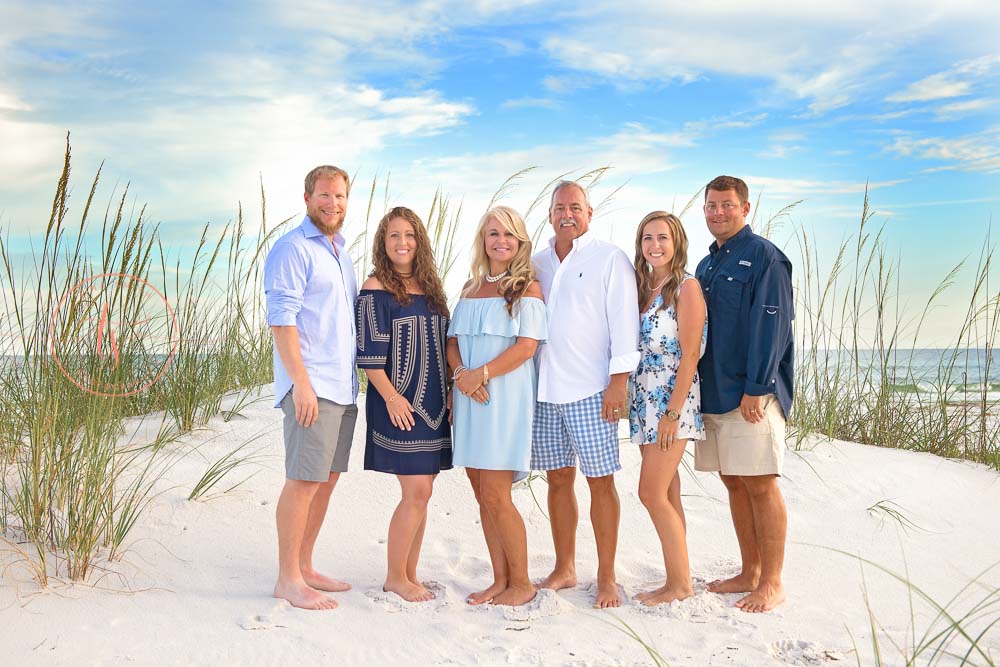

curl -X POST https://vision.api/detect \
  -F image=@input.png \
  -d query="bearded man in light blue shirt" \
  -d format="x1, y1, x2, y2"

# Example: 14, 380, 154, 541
264, 165, 359, 611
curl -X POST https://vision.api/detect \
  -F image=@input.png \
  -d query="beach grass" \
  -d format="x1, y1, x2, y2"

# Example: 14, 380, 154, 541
788, 188, 999, 471
0, 138, 279, 582
1, 142, 998, 587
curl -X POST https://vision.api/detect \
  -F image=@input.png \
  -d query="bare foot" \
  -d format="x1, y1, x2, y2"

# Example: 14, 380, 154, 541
411, 579, 436, 599
383, 578, 435, 603
634, 584, 668, 602
638, 585, 694, 606
594, 578, 621, 609
273, 580, 338, 610
301, 568, 352, 593
492, 583, 537, 607
467, 580, 508, 605
735, 581, 785, 613
707, 572, 759, 594
538, 568, 577, 591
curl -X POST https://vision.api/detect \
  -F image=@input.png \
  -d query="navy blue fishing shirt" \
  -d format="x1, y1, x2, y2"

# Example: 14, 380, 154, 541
695, 224, 794, 418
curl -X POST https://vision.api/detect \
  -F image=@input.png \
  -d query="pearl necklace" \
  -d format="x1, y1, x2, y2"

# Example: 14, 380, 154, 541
648, 273, 671, 292
485, 270, 509, 284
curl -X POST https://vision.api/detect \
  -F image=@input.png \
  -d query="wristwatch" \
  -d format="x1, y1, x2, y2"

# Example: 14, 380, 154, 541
665, 409, 680, 422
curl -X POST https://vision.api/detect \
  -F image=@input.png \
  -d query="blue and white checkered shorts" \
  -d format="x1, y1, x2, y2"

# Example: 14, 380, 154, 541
531, 391, 620, 478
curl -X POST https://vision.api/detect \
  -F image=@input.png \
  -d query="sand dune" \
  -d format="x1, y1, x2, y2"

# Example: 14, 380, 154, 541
3, 390, 998, 666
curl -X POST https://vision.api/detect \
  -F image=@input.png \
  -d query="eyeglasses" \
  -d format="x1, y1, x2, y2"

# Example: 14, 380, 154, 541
704, 202, 740, 213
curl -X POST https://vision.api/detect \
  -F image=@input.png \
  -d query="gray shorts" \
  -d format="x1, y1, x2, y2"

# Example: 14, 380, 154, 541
281, 393, 357, 481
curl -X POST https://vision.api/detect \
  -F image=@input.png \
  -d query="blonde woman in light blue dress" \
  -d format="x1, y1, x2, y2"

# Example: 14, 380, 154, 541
627, 211, 707, 606
446, 206, 547, 607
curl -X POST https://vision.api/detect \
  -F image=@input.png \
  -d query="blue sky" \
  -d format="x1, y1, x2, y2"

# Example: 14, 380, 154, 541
1, 1, 998, 342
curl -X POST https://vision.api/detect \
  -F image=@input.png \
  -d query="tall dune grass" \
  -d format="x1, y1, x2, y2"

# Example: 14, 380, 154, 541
0, 138, 280, 582
1, 141, 997, 587
788, 189, 999, 469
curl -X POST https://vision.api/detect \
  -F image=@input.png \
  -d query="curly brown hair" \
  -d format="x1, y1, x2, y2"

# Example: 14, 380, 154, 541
370, 206, 449, 316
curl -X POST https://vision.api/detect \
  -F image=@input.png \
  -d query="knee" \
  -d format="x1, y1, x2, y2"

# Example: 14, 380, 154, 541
586, 474, 617, 497
480, 486, 512, 516
406, 486, 432, 508
546, 467, 576, 491
719, 473, 743, 492
638, 484, 667, 511
742, 475, 779, 499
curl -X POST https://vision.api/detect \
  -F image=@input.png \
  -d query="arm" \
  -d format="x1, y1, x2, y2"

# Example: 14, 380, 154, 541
603, 252, 641, 422
271, 325, 318, 427
355, 286, 418, 427
656, 279, 706, 448
447, 333, 489, 405
741, 251, 793, 423
264, 241, 317, 426
364, 368, 416, 431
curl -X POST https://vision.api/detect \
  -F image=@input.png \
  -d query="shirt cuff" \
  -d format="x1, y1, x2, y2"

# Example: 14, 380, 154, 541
267, 312, 298, 326
744, 381, 775, 396
609, 351, 641, 376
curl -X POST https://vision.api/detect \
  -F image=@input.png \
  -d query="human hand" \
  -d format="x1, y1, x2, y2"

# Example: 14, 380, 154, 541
740, 393, 766, 424
447, 387, 454, 424
470, 385, 490, 405
292, 383, 319, 427
455, 368, 484, 397
655, 415, 680, 451
387, 392, 416, 430
601, 379, 628, 423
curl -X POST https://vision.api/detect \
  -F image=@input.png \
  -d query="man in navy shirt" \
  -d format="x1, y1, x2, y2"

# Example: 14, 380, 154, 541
694, 175, 793, 613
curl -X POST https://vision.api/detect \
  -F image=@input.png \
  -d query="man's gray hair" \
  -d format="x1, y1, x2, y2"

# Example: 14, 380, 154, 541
549, 180, 590, 209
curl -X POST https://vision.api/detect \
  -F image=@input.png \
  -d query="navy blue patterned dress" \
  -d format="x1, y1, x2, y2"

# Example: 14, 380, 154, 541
355, 289, 452, 475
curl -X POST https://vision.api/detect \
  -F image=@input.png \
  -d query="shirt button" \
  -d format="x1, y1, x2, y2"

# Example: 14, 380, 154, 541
726, 249, 730, 253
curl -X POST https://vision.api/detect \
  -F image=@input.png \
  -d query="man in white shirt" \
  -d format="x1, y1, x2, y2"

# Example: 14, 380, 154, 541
531, 180, 640, 608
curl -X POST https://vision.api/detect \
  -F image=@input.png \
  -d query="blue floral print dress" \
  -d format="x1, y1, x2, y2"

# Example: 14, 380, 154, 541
628, 275, 708, 445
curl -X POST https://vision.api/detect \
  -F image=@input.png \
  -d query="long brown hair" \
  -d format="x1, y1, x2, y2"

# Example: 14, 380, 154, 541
370, 206, 449, 315
633, 211, 689, 312
463, 206, 534, 316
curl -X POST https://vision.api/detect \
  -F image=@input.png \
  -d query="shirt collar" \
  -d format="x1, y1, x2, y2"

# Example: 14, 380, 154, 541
547, 231, 595, 254
300, 214, 346, 249
709, 223, 753, 255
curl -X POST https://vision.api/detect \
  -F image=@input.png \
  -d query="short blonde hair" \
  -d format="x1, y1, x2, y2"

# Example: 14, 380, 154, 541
304, 165, 350, 196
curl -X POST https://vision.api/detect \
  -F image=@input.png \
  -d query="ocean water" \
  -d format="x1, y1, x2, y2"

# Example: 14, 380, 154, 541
801, 348, 1000, 402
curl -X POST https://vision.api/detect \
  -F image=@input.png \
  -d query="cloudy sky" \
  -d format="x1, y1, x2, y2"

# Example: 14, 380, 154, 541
1, 2, 998, 342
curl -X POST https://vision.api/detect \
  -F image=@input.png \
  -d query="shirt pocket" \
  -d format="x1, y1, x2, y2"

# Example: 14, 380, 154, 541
713, 266, 751, 317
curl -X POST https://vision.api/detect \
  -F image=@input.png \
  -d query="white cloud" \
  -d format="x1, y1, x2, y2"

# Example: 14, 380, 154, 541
746, 176, 908, 197
933, 98, 993, 120
886, 54, 1000, 103
886, 128, 1000, 173
501, 97, 559, 110
537, 3, 999, 115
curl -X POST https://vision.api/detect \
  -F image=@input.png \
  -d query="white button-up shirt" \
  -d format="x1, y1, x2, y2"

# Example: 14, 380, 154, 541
533, 234, 640, 404
264, 215, 359, 407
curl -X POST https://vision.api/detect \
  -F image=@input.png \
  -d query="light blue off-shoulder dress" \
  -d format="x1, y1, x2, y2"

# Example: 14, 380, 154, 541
448, 296, 547, 473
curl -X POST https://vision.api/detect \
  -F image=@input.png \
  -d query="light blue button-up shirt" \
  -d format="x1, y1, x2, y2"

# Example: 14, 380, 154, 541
264, 215, 359, 407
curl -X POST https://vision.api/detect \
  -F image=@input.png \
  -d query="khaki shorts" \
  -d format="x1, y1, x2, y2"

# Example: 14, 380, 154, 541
281, 393, 357, 482
695, 395, 785, 476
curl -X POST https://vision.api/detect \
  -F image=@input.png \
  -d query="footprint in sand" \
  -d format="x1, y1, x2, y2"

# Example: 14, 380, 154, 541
238, 613, 285, 630
634, 590, 728, 621
365, 581, 449, 613
768, 639, 846, 665
497, 588, 576, 621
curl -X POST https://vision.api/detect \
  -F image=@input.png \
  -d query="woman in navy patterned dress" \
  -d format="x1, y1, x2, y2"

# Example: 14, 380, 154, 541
627, 211, 707, 606
356, 206, 451, 602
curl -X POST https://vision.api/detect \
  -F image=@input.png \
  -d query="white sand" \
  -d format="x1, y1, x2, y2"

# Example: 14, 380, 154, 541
3, 390, 999, 666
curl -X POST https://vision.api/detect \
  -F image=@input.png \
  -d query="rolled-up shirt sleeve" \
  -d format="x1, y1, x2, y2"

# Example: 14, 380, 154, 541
605, 250, 641, 376
264, 241, 307, 327
745, 254, 793, 396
